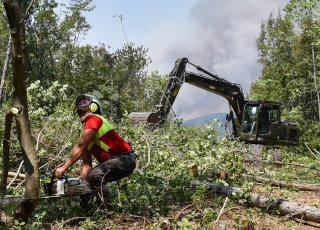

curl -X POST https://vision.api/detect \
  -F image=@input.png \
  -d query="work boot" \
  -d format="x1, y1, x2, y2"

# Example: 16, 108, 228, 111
80, 193, 94, 215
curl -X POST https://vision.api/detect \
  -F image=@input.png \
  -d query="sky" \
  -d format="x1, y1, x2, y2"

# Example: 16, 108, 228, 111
81, 0, 289, 121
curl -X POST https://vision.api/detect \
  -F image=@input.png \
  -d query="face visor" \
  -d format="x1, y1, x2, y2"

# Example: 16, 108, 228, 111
75, 95, 92, 109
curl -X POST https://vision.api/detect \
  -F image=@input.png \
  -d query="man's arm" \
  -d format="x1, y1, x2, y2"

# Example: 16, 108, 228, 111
55, 128, 96, 178
81, 149, 92, 181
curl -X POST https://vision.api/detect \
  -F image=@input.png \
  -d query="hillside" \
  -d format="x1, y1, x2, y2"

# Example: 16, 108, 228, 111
183, 113, 229, 137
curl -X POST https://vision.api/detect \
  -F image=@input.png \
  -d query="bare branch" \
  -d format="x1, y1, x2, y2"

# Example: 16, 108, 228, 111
0, 34, 12, 103
305, 143, 319, 159
174, 202, 195, 220
36, 117, 51, 151
212, 197, 228, 230
20, 0, 36, 24
140, 135, 151, 168
7, 161, 24, 189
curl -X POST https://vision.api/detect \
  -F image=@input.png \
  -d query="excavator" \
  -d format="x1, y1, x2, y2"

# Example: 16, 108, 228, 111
129, 58, 299, 146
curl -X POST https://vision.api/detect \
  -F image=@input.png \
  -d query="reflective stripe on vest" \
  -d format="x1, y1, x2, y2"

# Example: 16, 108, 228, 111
87, 115, 113, 152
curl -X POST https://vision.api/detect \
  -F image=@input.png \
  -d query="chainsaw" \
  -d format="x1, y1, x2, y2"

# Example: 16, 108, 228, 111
1, 174, 94, 209
44, 174, 93, 196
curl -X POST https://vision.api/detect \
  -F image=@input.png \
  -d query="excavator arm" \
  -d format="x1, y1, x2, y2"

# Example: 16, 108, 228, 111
129, 57, 246, 136
184, 65, 245, 124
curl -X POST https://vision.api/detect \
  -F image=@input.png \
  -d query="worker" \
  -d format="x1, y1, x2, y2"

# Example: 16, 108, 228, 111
54, 94, 136, 209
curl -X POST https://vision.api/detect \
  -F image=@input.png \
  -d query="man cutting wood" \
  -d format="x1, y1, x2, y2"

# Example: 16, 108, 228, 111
54, 94, 136, 209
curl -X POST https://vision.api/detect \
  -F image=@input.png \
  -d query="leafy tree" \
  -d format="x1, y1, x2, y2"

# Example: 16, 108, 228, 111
23, 0, 94, 87
251, 0, 320, 151
111, 43, 151, 119
251, 11, 295, 107
140, 71, 168, 111
2, 0, 40, 220
284, 0, 320, 122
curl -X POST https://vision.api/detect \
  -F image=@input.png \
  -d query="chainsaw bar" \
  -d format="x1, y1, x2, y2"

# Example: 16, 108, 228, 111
1, 175, 97, 209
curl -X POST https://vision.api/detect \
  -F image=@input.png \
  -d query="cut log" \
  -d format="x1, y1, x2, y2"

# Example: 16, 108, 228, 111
187, 163, 198, 177
128, 111, 161, 125
128, 112, 153, 125
244, 174, 320, 192
0, 172, 26, 180
193, 180, 320, 223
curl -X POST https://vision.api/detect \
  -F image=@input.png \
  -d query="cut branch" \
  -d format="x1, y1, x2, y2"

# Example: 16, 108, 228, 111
0, 171, 26, 180
36, 117, 51, 151
149, 171, 320, 224
7, 161, 24, 189
140, 135, 151, 168
174, 202, 194, 220
243, 150, 320, 172
212, 197, 228, 230
305, 143, 319, 159
1, 108, 19, 198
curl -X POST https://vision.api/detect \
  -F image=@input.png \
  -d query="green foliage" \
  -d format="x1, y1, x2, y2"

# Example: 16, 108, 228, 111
140, 71, 167, 111
251, 1, 320, 152
233, 217, 250, 230
111, 172, 193, 216
27, 80, 69, 119
23, 0, 95, 87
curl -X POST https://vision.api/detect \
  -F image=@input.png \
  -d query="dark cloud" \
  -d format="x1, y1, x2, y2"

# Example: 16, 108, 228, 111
148, 0, 288, 120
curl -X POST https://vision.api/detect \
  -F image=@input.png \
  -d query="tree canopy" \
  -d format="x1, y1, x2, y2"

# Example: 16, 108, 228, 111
250, 0, 320, 149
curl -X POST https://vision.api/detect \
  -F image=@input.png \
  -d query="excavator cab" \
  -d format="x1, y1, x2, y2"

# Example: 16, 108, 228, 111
240, 101, 299, 146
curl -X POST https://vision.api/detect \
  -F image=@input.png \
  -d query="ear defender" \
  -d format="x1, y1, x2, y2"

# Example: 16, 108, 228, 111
75, 94, 102, 115
89, 103, 98, 113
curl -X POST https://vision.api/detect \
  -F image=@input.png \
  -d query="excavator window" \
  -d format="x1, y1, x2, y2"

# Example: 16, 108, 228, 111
242, 105, 259, 135
271, 106, 279, 122
259, 107, 272, 134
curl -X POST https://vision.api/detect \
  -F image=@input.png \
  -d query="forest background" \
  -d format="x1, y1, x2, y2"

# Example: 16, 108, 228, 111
0, 0, 320, 229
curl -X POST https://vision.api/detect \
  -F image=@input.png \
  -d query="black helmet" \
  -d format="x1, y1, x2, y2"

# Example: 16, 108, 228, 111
75, 94, 102, 115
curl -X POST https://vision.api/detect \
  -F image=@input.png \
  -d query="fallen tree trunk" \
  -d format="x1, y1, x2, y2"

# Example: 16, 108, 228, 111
193, 180, 320, 223
143, 170, 320, 223
244, 175, 320, 192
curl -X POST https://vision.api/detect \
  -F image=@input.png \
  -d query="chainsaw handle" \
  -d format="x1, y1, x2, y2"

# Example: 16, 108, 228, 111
45, 173, 68, 196
61, 173, 68, 183
51, 173, 68, 183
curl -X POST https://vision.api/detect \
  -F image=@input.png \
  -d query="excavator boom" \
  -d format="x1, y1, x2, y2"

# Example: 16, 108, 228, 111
130, 58, 245, 128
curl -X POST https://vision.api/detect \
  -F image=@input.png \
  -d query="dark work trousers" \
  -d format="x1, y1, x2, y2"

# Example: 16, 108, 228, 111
80, 150, 136, 212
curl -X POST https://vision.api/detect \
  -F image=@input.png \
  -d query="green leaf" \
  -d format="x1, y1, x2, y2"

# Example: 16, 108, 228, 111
5, 203, 16, 216
177, 221, 184, 227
